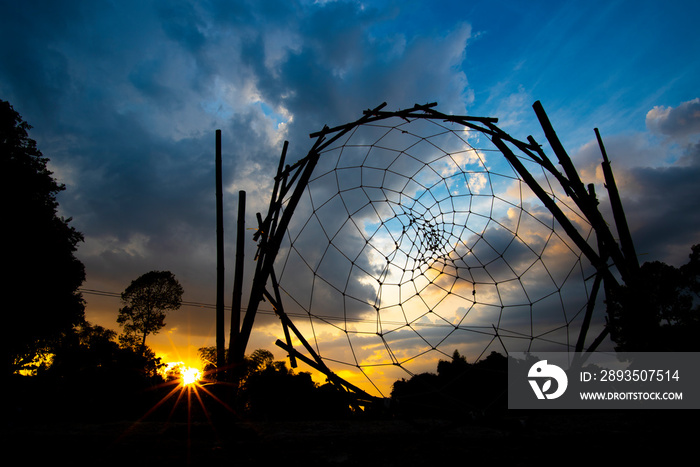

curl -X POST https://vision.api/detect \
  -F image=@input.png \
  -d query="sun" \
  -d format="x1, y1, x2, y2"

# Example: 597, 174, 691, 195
161, 361, 202, 386
181, 366, 201, 386
122, 359, 238, 456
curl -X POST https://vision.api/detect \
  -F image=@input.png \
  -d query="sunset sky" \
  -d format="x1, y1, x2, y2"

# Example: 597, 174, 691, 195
2, 0, 699, 395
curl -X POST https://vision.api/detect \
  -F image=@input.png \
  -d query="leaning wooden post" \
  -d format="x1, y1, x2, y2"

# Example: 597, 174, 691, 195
215, 129, 226, 374
491, 136, 602, 267
595, 128, 639, 271
574, 184, 607, 355
235, 149, 321, 362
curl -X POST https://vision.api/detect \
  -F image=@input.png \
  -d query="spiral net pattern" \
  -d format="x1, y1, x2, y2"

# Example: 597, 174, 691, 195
276, 116, 595, 397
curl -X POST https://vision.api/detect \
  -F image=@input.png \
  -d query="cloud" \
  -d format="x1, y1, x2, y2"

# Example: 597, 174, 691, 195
646, 98, 700, 139
571, 99, 700, 266
3, 0, 696, 395
249, 6, 473, 148
619, 144, 700, 264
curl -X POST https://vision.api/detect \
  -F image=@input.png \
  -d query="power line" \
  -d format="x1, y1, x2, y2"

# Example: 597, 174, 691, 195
80, 288, 230, 311
78, 287, 467, 330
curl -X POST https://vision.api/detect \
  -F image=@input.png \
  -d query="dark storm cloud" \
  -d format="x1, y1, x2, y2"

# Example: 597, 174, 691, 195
621, 142, 700, 263
1, 0, 474, 240
156, 0, 207, 53
237, 1, 472, 154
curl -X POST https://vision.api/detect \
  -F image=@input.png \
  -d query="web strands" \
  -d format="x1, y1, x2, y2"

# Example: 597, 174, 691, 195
276, 116, 594, 397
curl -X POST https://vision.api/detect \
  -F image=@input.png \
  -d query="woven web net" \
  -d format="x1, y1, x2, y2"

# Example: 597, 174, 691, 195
275, 115, 596, 397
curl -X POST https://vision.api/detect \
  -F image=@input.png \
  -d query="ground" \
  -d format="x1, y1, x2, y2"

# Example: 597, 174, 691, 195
4, 376, 694, 466
4, 411, 694, 466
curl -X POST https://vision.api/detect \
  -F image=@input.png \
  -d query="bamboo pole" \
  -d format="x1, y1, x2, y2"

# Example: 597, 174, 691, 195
491, 136, 602, 268
596, 128, 639, 271
215, 129, 226, 373
236, 154, 319, 362
228, 190, 245, 370
275, 340, 377, 404
532, 102, 633, 289
575, 185, 607, 354
235, 103, 388, 363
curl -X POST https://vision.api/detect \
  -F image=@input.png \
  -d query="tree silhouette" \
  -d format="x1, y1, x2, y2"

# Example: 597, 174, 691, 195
198, 346, 284, 384
117, 270, 183, 354
197, 345, 222, 375
608, 244, 700, 351
391, 350, 508, 419
1, 100, 85, 377
11, 321, 166, 422
197, 346, 354, 419
48, 321, 162, 383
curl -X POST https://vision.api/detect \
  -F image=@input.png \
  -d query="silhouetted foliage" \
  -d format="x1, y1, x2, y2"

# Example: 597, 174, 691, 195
197, 345, 222, 375
46, 321, 163, 386
47, 322, 119, 376
608, 244, 700, 351
117, 270, 183, 353
391, 350, 508, 419
8, 321, 165, 423
1, 100, 86, 377
242, 357, 314, 419
197, 346, 355, 419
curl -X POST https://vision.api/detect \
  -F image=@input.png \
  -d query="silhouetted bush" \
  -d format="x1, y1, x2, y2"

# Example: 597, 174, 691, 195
390, 350, 508, 419
608, 244, 700, 351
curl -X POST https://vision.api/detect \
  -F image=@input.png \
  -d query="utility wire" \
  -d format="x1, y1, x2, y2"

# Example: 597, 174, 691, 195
78, 287, 472, 330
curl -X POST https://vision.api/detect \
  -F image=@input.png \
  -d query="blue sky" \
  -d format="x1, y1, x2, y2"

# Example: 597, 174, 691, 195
2, 0, 699, 392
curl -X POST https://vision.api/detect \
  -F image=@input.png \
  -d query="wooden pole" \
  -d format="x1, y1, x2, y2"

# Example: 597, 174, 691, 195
275, 340, 377, 404
215, 129, 226, 373
236, 150, 321, 362
532, 101, 590, 203
532, 101, 632, 287
596, 128, 639, 271
575, 185, 607, 354
228, 190, 245, 370
491, 136, 603, 268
